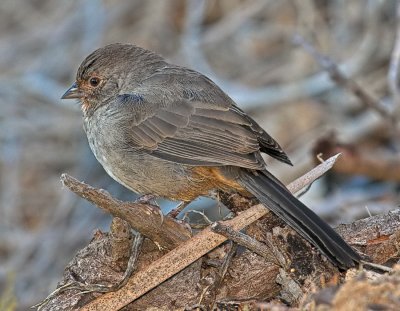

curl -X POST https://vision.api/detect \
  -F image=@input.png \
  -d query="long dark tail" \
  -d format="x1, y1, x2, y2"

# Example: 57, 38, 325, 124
237, 169, 360, 269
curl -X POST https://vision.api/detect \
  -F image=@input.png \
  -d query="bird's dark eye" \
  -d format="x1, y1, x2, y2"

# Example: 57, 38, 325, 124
89, 77, 100, 87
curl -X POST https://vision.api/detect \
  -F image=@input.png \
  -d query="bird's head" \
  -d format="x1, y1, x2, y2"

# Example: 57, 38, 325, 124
61, 43, 163, 115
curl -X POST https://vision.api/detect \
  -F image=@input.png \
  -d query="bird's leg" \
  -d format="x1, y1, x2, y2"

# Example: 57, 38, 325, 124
167, 201, 190, 218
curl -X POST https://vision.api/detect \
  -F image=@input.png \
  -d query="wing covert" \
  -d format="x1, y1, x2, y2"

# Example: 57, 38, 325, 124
114, 69, 290, 169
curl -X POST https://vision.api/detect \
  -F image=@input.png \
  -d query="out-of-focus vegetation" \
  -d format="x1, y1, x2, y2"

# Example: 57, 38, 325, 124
1, 0, 399, 309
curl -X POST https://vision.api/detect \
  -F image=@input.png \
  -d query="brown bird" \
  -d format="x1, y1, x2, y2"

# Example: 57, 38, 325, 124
62, 43, 360, 269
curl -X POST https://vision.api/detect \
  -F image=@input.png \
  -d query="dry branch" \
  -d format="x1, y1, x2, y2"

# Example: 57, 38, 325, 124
61, 174, 192, 249
38, 155, 339, 310
293, 34, 393, 121
388, 1, 400, 109
210, 222, 279, 265
36, 152, 400, 310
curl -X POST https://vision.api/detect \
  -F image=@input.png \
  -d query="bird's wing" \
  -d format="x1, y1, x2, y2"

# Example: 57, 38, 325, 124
114, 68, 290, 169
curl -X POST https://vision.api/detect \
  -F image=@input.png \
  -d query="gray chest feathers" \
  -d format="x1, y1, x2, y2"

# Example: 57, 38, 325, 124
83, 115, 196, 198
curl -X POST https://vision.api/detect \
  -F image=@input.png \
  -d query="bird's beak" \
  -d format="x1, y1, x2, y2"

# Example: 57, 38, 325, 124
61, 82, 82, 99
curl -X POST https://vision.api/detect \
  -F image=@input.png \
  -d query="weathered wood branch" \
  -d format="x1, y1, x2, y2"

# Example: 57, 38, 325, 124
80, 156, 341, 311
61, 174, 192, 249
37, 154, 400, 310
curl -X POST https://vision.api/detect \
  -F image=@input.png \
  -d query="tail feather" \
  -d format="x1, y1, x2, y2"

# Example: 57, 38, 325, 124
237, 169, 360, 269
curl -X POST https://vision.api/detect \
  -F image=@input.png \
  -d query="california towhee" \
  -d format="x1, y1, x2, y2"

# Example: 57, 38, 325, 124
62, 43, 360, 269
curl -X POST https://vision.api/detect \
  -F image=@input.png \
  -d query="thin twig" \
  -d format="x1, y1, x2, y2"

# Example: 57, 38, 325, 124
182, 210, 213, 225
210, 222, 279, 265
361, 260, 393, 273
218, 242, 237, 282
388, 0, 400, 109
293, 34, 393, 122
108, 232, 144, 291
182, 1, 382, 109
210, 242, 237, 309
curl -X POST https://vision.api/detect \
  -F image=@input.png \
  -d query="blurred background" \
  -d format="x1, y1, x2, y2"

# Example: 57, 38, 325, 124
1, 0, 400, 309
